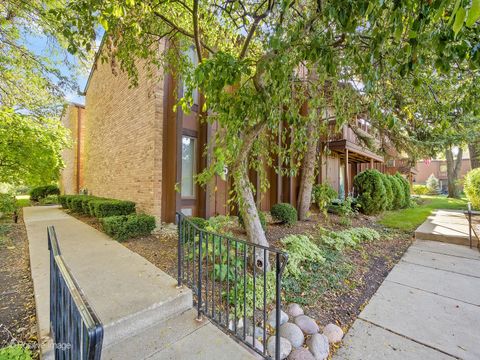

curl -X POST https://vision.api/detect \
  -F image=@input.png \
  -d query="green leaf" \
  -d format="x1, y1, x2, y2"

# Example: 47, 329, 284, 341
452, 8, 466, 36
466, 0, 480, 27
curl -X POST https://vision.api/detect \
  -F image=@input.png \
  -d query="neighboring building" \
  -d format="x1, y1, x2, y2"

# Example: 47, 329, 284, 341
60, 43, 414, 224
414, 158, 471, 192
59, 103, 86, 195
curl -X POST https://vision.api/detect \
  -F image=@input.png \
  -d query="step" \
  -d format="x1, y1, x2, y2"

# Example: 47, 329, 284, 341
23, 206, 192, 356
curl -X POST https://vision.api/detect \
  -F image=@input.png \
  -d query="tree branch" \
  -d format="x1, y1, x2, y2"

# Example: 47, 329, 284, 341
192, 0, 203, 62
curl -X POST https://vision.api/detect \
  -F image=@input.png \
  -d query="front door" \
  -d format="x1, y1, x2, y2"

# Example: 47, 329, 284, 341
180, 135, 197, 216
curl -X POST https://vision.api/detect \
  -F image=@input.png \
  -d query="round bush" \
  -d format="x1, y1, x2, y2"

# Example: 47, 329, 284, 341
464, 168, 480, 210
188, 216, 208, 229
390, 175, 405, 210
238, 210, 266, 230
395, 173, 410, 208
312, 183, 338, 214
270, 203, 298, 226
353, 169, 387, 215
380, 173, 394, 210
412, 184, 429, 195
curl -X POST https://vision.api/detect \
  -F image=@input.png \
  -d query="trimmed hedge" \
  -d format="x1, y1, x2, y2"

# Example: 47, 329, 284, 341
464, 168, 480, 209
412, 184, 429, 195
380, 173, 394, 210
271, 203, 297, 226
395, 173, 411, 208
353, 169, 388, 215
101, 214, 156, 241
30, 185, 60, 202
238, 210, 266, 230
390, 176, 405, 209
92, 200, 136, 218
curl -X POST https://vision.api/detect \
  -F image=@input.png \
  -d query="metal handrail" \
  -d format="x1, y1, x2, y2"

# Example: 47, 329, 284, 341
176, 213, 288, 360
464, 203, 480, 249
48, 226, 103, 360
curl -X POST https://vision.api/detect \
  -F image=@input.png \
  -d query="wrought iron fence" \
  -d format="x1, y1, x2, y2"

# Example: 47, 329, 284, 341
176, 213, 288, 360
48, 226, 104, 360
465, 203, 480, 249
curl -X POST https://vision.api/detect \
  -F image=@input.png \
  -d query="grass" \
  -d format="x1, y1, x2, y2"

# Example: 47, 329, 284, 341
15, 195, 31, 208
379, 195, 468, 231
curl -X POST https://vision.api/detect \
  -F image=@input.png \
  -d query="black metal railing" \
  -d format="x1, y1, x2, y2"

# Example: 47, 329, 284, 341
464, 203, 480, 249
48, 226, 104, 360
176, 213, 288, 360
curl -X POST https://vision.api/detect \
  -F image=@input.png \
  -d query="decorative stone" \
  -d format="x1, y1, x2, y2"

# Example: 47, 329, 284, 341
287, 303, 304, 318
322, 323, 344, 343
306, 333, 329, 360
254, 326, 266, 340
245, 336, 264, 353
267, 336, 292, 360
294, 315, 319, 335
288, 348, 316, 360
267, 309, 289, 328
279, 322, 305, 348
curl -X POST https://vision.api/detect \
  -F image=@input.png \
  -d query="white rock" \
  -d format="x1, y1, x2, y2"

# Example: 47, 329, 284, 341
294, 315, 319, 335
267, 309, 289, 328
267, 336, 292, 360
245, 336, 264, 353
279, 322, 305, 348
287, 303, 304, 318
288, 348, 316, 360
306, 333, 329, 360
322, 323, 344, 343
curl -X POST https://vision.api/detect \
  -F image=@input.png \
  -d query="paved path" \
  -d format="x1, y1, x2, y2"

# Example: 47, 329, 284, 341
24, 206, 256, 359
415, 210, 477, 247
334, 239, 480, 360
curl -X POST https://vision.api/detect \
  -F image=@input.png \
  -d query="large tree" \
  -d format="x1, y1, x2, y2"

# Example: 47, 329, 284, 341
55, 0, 480, 249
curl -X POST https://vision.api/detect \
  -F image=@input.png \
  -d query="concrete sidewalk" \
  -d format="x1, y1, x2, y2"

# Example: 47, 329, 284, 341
415, 209, 477, 247
334, 239, 480, 360
24, 206, 256, 359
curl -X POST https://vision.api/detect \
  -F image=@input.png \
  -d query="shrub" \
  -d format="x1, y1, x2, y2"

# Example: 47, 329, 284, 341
206, 215, 234, 234
70, 195, 88, 213
188, 216, 208, 229
353, 169, 388, 215
0, 193, 16, 215
395, 173, 411, 207
271, 203, 297, 225
238, 210, 266, 230
317, 226, 380, 251
312, 183, 338, 216
101, 214, 156, 241
30, 185, 60, 202
0, 345, 33, 360
426, 173, 440, 194
39, 195, 59, 205
380, 173, 394, 210
412, 184, 429, 195
464, 168, 480, 209
281, 234, 325, 279
57, 195, 69, 208
92, 200, 136, 217
390, 176, 405, 209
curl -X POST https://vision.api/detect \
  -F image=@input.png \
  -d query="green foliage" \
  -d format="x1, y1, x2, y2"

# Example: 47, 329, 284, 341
464, 168, 480, 210
0, 193, 16, 215
412, 184, 429, 195
317, 227, 380, 252
29, 185, 60, 202
101, 214, 156, 241
238, 211, 266, 230
353, 170, 388, 215
188, 216, 209, 230
395, 173, 411, 208
281, 235, 325, 279
70, 196, 87, 213
206, 215, 234, 234
380, 173, 394, 210
312, 183, 338, 217
228, 271, 276, 318
271, 203, 297, 226
93, 200, 136, 218
0, 345, 33, 359
58, 195, 73, 208
39, 195, 59, 205
426, 173, 440, 194
390, 176, 405, 210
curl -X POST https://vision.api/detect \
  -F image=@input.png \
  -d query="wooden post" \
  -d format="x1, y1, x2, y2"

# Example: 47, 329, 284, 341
370, 158, 374, 169
344, 149, 349, 199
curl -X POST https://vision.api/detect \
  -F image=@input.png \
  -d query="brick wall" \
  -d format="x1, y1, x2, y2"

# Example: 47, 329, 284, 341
83, 45, 164, 222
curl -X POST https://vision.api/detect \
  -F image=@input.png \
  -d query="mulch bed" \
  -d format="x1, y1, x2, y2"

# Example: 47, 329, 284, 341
0, 211, 39, 358
69, 209, 413, 348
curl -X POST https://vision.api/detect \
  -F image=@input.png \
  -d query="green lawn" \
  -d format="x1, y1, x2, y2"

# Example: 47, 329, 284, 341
379, 195, 468, 231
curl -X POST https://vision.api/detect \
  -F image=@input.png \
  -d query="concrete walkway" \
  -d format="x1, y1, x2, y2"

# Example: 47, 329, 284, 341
334, 239, 480, 360
24, 206, 256, 359
415, 210, 477, 247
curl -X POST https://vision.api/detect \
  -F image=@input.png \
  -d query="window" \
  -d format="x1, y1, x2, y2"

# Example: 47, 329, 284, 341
181, 136, 196, 197
183, 46, 199, 105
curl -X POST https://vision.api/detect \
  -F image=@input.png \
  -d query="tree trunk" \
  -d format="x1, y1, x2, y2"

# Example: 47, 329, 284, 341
446, 147, 463, 198
469, 142, 480, 169
232, 123, 270, 270
297, 118, 319, 220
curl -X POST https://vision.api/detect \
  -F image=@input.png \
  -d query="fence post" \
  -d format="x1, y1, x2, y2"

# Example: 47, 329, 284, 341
177, 213, 182, 287
468, 202, 472, 248
197, 231, 203, 321
275, 252, 281, 360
